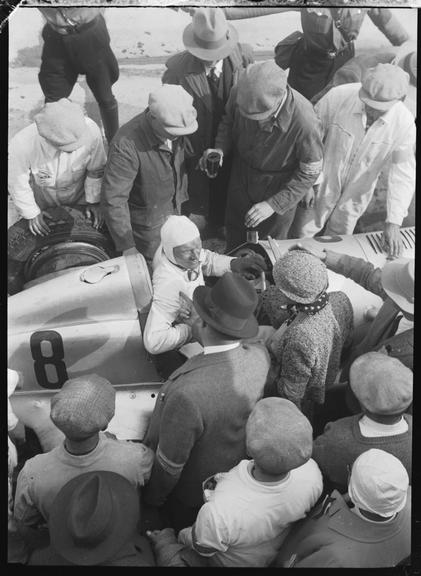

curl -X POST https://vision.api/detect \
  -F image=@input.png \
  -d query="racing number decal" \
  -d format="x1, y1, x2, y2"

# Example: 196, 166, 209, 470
30, 330, 68, 389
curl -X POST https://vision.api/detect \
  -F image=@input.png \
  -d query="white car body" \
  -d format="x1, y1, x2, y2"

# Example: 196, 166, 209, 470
8, 227, 415, 440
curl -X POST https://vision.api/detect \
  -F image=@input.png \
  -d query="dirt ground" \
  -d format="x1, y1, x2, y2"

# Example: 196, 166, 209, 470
7, 6, 417, 239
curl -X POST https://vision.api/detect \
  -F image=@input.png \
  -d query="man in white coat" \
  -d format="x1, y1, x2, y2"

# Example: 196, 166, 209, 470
291, 64, 415, 259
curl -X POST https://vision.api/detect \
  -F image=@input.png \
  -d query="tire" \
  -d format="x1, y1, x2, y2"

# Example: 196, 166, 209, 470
8, 205, 117, 295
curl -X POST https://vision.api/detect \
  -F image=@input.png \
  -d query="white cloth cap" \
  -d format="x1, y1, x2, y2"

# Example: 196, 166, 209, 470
154, 215, 201, 267
348, 449, 409, 517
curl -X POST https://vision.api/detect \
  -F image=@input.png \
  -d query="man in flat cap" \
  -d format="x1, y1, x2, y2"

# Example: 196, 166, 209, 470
275, 449, 411, 568
8, 98, 106, 236
200, 60, 323, 250
313, 352, 412, 494
143, 272, 270, 532
101, 84, 198, 265
162, 7, 253, 237
13, 375, 153, 543
291, 63, 415, 259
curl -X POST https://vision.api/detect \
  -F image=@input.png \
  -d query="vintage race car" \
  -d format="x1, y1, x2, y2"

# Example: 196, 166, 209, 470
8, 226, 415, 441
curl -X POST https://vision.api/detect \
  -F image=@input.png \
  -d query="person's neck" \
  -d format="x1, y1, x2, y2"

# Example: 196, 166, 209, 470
251, 463, 288, 483
65, 433, 100, 455
364, 411, 403, 425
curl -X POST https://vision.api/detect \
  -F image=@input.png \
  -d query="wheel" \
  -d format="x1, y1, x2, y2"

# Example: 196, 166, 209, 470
8, 205, 117, 295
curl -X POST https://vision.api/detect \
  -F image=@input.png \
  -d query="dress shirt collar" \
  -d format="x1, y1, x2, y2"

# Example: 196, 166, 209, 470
203, 342, 240, 355
359, 414, 408, 437
205, 59, 223, 78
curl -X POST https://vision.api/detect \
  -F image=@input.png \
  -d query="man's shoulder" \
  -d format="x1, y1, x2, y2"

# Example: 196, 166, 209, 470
112, 112, 147, 148
19, 445, 61, 476
10, 123, 38, 148
165, 51, 197, 74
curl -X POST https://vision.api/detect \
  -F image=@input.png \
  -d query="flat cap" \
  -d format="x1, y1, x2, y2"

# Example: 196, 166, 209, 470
350, 352, 413, 415
50, 374, 116, 439
246, 398, 313, 475
359, 63, 409, 110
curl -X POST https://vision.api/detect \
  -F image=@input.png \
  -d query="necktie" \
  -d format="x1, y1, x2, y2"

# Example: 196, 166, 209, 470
208, 67, 219, 93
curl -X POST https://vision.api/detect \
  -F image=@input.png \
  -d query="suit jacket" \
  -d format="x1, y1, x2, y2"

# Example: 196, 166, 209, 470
143, 343, 270, 508
275, 489, 411, 568
162, 44, 254, 157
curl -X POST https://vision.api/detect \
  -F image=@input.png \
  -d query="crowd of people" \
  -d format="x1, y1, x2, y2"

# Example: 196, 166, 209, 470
8, 5, 415, 568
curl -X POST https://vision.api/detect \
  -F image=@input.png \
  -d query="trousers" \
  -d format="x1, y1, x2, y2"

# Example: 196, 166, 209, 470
38, 15, 120, 142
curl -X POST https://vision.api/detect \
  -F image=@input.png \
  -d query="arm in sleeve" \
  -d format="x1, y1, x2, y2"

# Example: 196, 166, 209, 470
222, 7, 297, 19
84, 120, 107, 203
100, 139, 139, 251
368, 8, 410, 46
143, 392, 204, 506
214, 86, 237, 156
130, 441, 155, 485
13, 465, 44, 528
181, 504, 229, 556
201, 249, 233, 277
8, 134, 41, 220
386, 123, 415, 226
276, 333, 316, 410
144, 300, 191, 354
324, 251, 387, 299
267, 119, 323, 214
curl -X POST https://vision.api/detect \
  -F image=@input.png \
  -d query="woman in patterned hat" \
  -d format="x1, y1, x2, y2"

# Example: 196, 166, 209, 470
262, 249, 353, 422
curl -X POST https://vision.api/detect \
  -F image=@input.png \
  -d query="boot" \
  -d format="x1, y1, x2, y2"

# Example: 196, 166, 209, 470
99, 100, 119, 144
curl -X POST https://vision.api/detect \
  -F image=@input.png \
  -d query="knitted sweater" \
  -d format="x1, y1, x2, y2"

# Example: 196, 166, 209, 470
143, 343, 270, 508
313, 414, 412, 491
262, 291, 353, 415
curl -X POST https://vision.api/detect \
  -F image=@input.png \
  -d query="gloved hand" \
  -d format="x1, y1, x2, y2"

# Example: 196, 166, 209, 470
230, 254, 267, 280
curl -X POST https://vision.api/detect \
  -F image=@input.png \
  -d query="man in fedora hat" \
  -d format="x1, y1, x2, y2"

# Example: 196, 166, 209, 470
290, 64, 415, 259
29, 471, 155, 566
101, 84, 198, 265
200, 60, 323, 251
295, 244, 414, 381
8, 98, 106, 236
14, 374, 154, 542
143, 272, 270, 532
163, 7, 253, 237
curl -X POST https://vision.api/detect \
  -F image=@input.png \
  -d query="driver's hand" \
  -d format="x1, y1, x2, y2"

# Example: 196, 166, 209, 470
84, 204, 104, 229
28, 211, 52, 236
382, 222, 403, 259
230, 254, 267, 280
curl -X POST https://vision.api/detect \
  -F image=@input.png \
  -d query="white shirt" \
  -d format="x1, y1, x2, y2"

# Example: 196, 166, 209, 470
178, 458, 323, 568
8, 117, 106, 219
315, 84, 415, 229
359, 415, 408, 437
206, 60, 223, 79
203, 343, 240, 355
143, 250, 233, 355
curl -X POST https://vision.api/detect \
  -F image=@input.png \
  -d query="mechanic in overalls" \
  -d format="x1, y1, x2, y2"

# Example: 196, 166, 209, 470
37, 6, 120, 144
101, 85, 198, 266
8, 98, 106, 236
220, 5, 410, 101
200, 60, 323, 251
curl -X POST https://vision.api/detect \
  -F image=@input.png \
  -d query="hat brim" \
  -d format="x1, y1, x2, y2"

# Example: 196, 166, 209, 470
183, 22, 238, 61
238, 98, 282, 121
381, 258, 414, 315
359, 87, 398, 111
49, 472, 138, 565
163, 118, 199, 136
193, 284, 258, 338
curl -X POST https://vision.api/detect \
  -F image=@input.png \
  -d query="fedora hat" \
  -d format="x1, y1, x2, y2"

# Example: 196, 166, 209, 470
183, 7, 238, 61
193, 271, 258, 338
381, 257, 414, 315
49, 471, 139, 565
